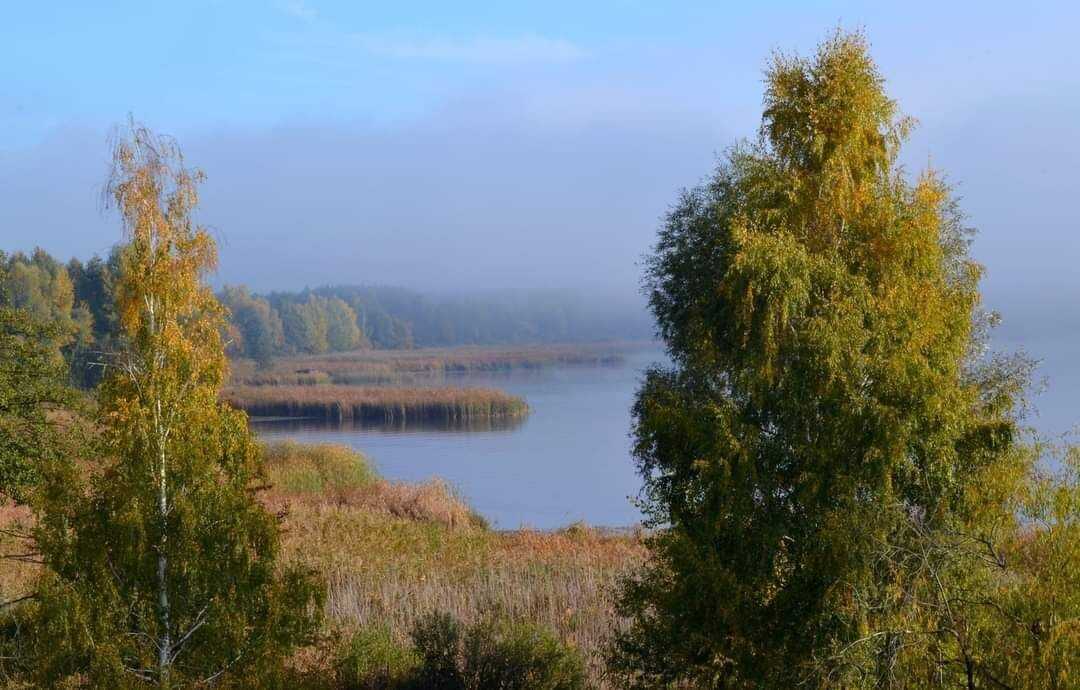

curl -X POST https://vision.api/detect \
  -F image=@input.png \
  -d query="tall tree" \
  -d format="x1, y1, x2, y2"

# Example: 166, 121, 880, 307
66, 252, 120, 387
0, 249, 94, 363
279, 296, 329, 354
611, 32, 1026, 688
323, 296, 365, 352
219, 285, 284, 368
0, 302, 69, 504
30, 123, 322, 687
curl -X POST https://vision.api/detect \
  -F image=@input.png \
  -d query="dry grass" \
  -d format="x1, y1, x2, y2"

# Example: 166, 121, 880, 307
262, 441, 486, 530
231, 343, 631, 387
260, 442, 645, 687
224, 385, 529, 424
0, 503, 36, 608
0, 442, 644, 687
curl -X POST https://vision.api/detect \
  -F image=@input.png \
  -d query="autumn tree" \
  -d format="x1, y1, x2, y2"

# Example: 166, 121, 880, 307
323, 296, 365, 352
611, 32, 1031, 688
29, 124, 322, 687
1, 250, 94, 383
219, 285, 284, 368
279, 295, 329, 354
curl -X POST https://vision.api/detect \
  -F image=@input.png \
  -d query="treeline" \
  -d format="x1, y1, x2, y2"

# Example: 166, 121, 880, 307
0, 248, 119, 387
1, 247, 651, 378
237, 284, 652, 363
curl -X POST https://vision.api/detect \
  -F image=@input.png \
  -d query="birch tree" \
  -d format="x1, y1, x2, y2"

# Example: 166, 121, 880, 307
29, 123, 322, 687
611, 31, 1032, 688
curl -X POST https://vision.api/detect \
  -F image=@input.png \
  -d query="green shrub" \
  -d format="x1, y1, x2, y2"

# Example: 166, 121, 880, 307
408, 612, 587, 690
263, 441, 377, 494
461, 616, 587, 690
410, 612, 464, 689
335, 626, 419, 690
335, 613, 585, 690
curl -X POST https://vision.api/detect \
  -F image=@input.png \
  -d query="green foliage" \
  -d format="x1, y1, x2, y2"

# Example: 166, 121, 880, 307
262, 441, 377, 494
0, 250, 650, 378
325, 295, 366, 352
409, 612, 462, 688
0, 249, 82, 344
0, 249, 98, 388
67, 251, 121, 343
66, 251, 121, 386
456, 615, 587, 690
613, 31, 1031, 688
335, 626, 420, 690
26, 123, 324, 687
0, 303, 70, 503
335, 612, 587, 690
281, 295, 331, 355
219, 285, 284, 367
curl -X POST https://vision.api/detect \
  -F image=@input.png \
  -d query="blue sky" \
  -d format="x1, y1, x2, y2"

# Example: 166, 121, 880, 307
2, 1, 1079, 431
5, 2, 1075, 146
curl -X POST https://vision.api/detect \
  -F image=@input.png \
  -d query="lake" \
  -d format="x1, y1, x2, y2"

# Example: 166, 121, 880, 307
253, 347, 666, 529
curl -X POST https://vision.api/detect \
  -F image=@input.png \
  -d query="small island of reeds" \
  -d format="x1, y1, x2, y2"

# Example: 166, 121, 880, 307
224, 384, 530, 424
229, 343, 634, 387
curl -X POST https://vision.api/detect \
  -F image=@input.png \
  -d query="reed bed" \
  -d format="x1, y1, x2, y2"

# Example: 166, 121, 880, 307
231, 343, 632, 387
279, 503, 643, 687
225, 384, 529, 423
260, 442, 645, 687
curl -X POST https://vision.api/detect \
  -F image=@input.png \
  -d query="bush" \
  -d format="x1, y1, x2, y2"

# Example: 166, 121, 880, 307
410, 612, 464, 689
336, 626, 419, 690
263, 441, 377, 494
411, 612, 586, 690
336, 613, 586, 690
460, 616, 587, 690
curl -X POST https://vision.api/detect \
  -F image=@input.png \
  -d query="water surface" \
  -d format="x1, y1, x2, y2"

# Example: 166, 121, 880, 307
254, 347, 665, 529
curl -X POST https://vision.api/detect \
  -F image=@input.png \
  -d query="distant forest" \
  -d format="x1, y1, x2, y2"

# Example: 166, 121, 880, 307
0, 246, 653, 379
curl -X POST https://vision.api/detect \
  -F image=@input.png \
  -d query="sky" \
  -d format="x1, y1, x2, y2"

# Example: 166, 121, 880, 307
1, 1, 1078, 431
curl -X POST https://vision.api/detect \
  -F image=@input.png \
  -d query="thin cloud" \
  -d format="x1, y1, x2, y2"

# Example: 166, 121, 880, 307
278, 0, 316, 22
357, 34, 586, 63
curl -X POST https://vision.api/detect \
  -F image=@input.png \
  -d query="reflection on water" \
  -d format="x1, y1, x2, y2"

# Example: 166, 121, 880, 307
251, 414, 528, 435
254, 347, 666, 529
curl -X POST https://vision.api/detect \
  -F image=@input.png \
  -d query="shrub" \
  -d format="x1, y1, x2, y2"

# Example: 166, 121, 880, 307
263, 441, 377, 494
410, 612, 464, 689
461, 616, 587, 690
337, 613, 585, 690
335, 626, 419, 690
409, 612, 587, 690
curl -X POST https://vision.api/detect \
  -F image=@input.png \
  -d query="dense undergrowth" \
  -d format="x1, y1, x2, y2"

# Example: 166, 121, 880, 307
0, 441, 642, 687
259, 442, 644, 688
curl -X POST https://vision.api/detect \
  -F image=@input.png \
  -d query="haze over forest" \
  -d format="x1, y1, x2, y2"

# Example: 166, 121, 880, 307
3, 2, 1078, 432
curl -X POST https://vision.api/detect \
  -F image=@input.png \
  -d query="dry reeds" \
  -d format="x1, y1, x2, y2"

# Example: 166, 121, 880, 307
231, 344, 630, 387
259, 442, 645, 686
226, 385, 529, 423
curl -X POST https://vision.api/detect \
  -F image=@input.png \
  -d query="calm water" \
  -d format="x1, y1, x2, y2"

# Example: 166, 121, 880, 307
253, 348, 666, 529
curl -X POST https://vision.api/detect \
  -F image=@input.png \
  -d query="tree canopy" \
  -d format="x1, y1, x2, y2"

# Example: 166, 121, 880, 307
27, 123, 322, 687
0, 303, 70, 504
612, 31, 1045, 688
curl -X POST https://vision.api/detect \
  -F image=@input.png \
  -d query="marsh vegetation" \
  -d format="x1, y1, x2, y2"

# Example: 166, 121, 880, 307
226, 384, 530, 425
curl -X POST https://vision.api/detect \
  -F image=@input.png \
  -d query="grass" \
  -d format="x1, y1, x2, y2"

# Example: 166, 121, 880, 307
230, 343, 633, 387
259, 442, 645, 687
0, 441, 644, 688
225, 385, 530, 424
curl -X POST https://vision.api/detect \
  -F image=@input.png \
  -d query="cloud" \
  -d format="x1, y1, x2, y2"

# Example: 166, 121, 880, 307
278, 0, 316, 22
356, 34, 586, 64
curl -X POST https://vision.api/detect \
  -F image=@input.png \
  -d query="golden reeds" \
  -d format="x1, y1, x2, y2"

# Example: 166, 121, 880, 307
225, 385, 529, 423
